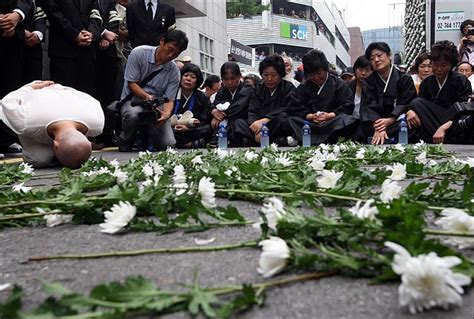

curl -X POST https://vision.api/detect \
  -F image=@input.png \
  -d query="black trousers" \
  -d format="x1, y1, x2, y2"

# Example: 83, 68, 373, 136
233, 117, 292, 146
50, 48, 95, 96
22, 44, 43, 84
0, 36, 24, 98
173, 124, 213, 146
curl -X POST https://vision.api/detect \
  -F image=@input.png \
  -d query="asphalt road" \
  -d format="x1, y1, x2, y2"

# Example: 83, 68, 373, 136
1, 145, 473, 318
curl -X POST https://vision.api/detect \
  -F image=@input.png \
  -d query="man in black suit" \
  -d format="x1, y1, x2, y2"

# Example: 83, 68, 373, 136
40, 0, 102, 95
126, 0, 175, 48
0, 0, 32, 156
22, 1, 47, 84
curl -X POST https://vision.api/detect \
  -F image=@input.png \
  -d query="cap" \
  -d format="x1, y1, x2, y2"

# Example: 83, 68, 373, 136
340, 67, 354, 77
180, 56, 192, 63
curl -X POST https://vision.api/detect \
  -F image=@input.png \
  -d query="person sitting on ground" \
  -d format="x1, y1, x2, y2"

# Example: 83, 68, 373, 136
233, 54, 296, 146
0, 81, 104, 168
210, 62, 253, 146
348, 55, 372, 119
115, 29, 188, 152
456, 61, 474, 93
409, 40, 473, 144
410, 52, 433, 93
171, 63, 212, 148
200, 74, 221, 103
287, 49, 359, 145
357, 42, 417, 144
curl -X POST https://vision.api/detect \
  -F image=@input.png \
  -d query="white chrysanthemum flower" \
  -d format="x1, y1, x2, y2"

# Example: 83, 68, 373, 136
198, 177, 216, 208
260, 156, 269, 166
142, 161, 163, 178
166, 147, 177, 154
138, 150, 151, 158
384, 241, 471, 314
253, 197, 287, 231
380, 179, 402, 203
394, 143, 405, 153
12, 182, 31, 193
308, 158, 325, 171
435, 208, 474, 249
317, 170, 343, 189
348, 199, 378, 220
20, 163, 34, 175
99, 201, 136, 234
257, 236, 290, 278
113, 169, 128, 184
44, 214, 74, 227
191, 155, 203, 166
224, 169, 233, 177
332, 145, 341, 154
414, 140, 425, 149
416, 152, 428, 164
319, 143, 330, 151
275, 153, 293, 167
270, 143, 278, 151
375, 147, 385, 154
386, 163, 407, 181
460, 157, 474, 168
216, 149, 231, 159
109, 159, 120, 169
355, 148, 365, 159
244, 150, 259, 161
172, 164, 188, 196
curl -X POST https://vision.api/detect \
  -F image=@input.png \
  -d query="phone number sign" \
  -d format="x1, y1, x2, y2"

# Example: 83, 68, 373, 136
436, 11, 464, 31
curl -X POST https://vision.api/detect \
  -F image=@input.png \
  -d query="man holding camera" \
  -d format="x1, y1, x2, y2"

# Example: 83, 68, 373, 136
116, 29, 188, 152
459, 19, 474, 65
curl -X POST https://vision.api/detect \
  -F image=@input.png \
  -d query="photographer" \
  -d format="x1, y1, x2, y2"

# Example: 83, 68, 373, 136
116, 29, 188, 152
458, 19, 474, 65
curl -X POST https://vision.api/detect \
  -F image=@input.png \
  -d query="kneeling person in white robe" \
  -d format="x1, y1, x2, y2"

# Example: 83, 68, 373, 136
0, 81, 104, 168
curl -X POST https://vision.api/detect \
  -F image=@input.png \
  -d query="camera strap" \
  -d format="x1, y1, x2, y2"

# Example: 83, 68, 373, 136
115, 68, 164, 109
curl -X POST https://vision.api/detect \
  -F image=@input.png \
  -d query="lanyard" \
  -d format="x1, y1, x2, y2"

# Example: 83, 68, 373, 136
173, 89, 196, 115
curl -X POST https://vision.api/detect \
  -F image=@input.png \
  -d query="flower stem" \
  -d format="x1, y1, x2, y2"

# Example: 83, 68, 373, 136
424, 229, 474, 237
28, 240, 258, 262
0, 210, 72, 222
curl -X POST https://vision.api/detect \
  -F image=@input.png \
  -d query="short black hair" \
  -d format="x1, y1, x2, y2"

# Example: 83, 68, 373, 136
162, 29, 188, 52
365, 42, 391, 60
456, 61, 473, 72
460, 19, 474, 35
202, 75, 220, 89
181, 63, 204, 89
302, 49, 329, 75
259, 54, 286, 78
353, 56, 370, 72
430, 40, 458, 67
412, 52, 431, 73
220, 62, 241, 78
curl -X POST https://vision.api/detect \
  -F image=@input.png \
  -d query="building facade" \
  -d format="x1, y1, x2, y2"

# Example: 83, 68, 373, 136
226, 0, 351, 73
348, 26, 365, 65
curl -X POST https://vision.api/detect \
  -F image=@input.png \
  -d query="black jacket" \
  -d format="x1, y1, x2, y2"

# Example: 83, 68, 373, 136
212, 82, 253, 121
126, 0, 175, 48
248, 80, 295, 124
96, 0, 119, 57
418, 71, 472, 107
360, 66, 416, 122
174, 89, 212, 124
41, 0, 102, 57
24, 1, 47, 39
0, 0, 32, 41
289, 74, 354, 118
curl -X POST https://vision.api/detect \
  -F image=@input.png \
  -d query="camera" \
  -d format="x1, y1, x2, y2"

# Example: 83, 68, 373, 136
468, 27, 474, 36
131, 97, 169, 125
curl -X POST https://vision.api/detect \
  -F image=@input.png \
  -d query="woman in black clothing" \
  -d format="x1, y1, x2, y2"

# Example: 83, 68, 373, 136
348, 55, 372, 120
233, 54, 295, 145
211, 62, 253, 146
287, 49, 358, 145
409, 41, 473, 144
359, 42, 417, 144
172, 63, 212, 148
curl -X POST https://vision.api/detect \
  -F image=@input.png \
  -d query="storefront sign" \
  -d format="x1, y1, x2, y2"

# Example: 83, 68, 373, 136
436, 11, 464, 31
280, 22, 308, 40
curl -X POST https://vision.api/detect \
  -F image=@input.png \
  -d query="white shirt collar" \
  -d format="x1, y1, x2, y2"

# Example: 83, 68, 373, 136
377, 64, 394, 94
317, 72, 329, 95
144, 0, 158, 8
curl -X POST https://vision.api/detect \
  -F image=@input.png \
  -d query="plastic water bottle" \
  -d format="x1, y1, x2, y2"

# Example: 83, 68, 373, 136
260, 123, 270, 148
302, 120, 311, 147
398, 114, 408, 145
218, 123, 227, 150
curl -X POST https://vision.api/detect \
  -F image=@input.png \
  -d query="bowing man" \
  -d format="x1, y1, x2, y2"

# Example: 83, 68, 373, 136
210, 62, 253, 147
358, 42, 417, 144
408, 40, 473, 144
287, 49, 358, 145
233, 54, 295, 146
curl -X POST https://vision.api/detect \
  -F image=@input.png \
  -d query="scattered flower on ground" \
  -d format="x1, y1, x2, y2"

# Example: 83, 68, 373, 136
384, 241, 471, 314
172, 165, 188, 196
380, 179, 402, 203
308, 157, 325, 171
198, 177, 216, 208
355, 148, 365, 159
244, 150, 259, 161
317, 170, 343, 189
257, 236, 290, 278
275, 153, 293, 167
191, 155, 203, 166
253, 197, 287, 231
435, 208, 474, 249
44, 214, 74, 228
99, 201, 136, 234
387, 163, 407, 181
19, 163, 34, 175
348, 199, 379, 220
12, 182, 31, 193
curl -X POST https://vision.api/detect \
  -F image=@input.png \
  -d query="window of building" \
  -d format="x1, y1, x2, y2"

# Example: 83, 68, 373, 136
336, 55, 347, 71
199, 34, 215, 78
335, 26, 349, 52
